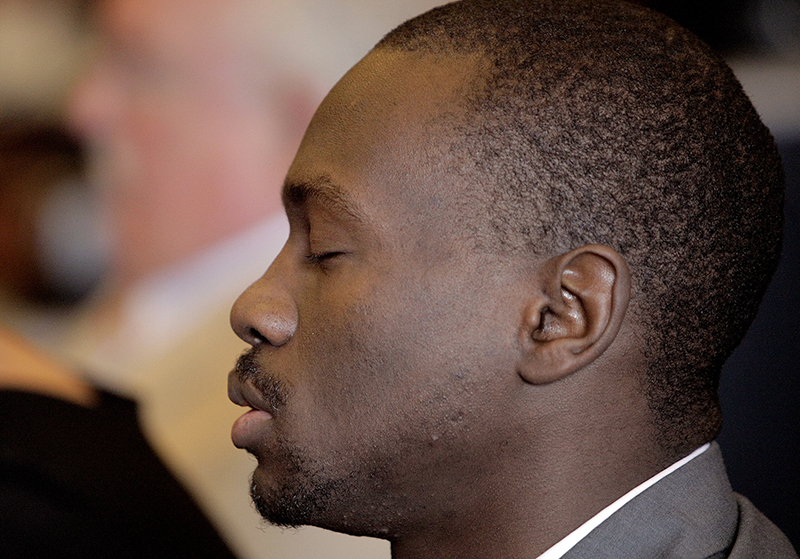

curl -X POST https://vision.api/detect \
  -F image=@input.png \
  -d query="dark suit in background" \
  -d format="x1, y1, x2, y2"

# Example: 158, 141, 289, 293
0, 389, 238, 558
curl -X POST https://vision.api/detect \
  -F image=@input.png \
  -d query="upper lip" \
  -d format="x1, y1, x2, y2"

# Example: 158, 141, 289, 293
227, 370, 276, 416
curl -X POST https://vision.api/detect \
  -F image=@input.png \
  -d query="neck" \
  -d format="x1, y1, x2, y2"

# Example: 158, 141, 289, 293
388, 374, 666, 559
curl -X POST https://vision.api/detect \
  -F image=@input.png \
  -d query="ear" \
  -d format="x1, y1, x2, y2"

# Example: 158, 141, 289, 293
518, 244, 631, 384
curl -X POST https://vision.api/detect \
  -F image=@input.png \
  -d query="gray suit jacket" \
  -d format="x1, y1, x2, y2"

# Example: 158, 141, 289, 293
563, 442, 797, 558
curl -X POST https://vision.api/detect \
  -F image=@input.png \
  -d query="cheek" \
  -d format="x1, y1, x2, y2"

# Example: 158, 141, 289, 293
296, 274, 510, 450
298, 294, 401, 419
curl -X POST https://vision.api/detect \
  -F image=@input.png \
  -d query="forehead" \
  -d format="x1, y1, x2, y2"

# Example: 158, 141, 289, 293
286, 49, 486, 218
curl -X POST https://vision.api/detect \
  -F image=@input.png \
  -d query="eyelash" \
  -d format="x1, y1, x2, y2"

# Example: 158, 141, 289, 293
305, 252, 344, 265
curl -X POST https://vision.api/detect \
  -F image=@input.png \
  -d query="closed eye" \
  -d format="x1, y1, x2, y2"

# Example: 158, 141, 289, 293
305, 251, 345, 265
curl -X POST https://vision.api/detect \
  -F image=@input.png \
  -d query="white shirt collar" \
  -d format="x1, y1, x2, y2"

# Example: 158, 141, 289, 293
537, 442, 712, 559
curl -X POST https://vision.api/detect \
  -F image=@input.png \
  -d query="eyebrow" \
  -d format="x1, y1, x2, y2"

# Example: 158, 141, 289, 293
283, 175, 368, 224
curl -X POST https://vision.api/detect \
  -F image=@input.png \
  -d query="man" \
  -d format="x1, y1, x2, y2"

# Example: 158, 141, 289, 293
228, 0, 798, 557
66, 0, 444, 557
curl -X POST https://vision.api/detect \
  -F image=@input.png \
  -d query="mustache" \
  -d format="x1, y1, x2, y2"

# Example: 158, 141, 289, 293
235, 347, 289, 412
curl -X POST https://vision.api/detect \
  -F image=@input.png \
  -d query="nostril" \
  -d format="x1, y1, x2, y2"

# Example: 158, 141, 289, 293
249, 328, 268, 344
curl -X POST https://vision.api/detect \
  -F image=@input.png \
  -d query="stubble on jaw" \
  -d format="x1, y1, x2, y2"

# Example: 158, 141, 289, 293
236, 348, 366, 531
248, 435, 338, 529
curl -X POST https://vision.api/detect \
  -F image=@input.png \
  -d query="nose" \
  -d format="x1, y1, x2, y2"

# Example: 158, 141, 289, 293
230, 253, 298, 348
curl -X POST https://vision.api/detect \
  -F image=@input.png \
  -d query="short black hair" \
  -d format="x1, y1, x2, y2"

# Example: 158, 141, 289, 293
377, 0, 784, 454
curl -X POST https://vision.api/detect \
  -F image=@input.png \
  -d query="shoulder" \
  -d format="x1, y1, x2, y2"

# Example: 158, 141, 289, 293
727, 494, 798, 559
0, 389, 237, 558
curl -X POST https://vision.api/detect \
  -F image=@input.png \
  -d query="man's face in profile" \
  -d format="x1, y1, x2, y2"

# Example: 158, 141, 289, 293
229, 51, 527, 534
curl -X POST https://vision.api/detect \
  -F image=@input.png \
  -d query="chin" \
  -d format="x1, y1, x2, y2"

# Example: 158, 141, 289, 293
249, 468, 390, 537
248, 460, 336, 530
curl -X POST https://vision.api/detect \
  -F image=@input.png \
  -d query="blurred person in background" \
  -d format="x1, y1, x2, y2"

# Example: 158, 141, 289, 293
0, 324, 237, 557
64, 0, 446, 557
0, 6, 235, 555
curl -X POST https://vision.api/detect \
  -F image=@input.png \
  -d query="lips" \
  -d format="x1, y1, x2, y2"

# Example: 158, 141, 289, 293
231, 407, 274, 450
228, 370, 276, 450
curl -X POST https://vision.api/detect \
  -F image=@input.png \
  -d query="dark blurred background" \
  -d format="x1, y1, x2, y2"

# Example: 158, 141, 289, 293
0, 0, 798, 547
642, 0, 800, 547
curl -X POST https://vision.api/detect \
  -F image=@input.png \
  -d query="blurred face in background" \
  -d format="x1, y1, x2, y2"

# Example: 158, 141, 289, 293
68, 0, 305, 286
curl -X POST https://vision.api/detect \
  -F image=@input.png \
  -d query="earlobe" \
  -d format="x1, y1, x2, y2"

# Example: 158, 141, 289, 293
518, 245, 631, 384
